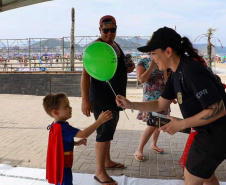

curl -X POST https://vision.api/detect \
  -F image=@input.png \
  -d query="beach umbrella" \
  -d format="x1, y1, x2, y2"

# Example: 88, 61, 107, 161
75, 52, 83, 56
131, 53, 139, 57
42, 53, 49, 57
220, 56, 226, 63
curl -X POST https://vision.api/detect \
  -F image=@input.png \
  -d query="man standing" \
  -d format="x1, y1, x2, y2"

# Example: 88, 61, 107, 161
81, 15, 134, 185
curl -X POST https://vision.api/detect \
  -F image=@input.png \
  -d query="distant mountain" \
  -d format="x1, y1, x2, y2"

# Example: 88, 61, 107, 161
129, 37, 149, 46
193, 44, 226, 55
115, 37, 141, 51
30, 38, 82, 50
127, 37, 226, 55
18, 38, 226, 55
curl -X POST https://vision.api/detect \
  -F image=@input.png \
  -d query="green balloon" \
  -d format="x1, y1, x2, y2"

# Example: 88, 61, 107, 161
83, 42, 118, 81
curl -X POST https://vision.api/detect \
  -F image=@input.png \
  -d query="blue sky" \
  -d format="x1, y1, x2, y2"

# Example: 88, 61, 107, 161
1, 0, 226, 46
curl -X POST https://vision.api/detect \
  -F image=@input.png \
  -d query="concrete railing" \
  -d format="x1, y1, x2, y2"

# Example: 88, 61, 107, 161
0, 73, 82, 96
0, 72, 139, 96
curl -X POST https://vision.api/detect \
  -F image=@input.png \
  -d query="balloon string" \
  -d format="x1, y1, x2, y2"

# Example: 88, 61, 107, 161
106, 81, 129, 120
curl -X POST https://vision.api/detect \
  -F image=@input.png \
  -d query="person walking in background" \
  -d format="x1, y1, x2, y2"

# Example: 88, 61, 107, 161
116, 27, 226, 185
134, 53, 170, 161
43, 93, 113, 185
81, 15, 134, 185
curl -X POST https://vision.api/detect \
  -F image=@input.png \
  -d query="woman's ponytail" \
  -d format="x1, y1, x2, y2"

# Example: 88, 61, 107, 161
180, 37, 204, 64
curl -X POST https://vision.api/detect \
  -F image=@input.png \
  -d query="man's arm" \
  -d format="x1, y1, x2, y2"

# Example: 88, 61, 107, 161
124, 54, 135, 73
127, 62, 135, 73
80, 68, 92, 117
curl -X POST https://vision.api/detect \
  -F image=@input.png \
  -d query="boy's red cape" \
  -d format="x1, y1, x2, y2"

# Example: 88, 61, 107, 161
46, 123, 64, 185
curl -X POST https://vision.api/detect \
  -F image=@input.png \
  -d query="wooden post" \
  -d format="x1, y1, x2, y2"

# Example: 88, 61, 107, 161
62, 37, 65, 71
70, 8, 75, 71
29, 38, 31, 71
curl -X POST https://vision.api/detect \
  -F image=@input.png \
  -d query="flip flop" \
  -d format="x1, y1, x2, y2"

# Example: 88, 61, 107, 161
151, 148, 164, 154
134, 154, 145, 162
105, 162, 126, 169
94, 176, 117, 185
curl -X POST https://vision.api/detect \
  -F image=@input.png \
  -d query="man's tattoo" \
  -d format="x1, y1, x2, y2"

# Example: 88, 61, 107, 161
200, 100, 224, 120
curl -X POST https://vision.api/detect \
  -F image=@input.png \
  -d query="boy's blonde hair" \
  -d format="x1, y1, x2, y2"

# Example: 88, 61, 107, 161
43, 93, 66, 117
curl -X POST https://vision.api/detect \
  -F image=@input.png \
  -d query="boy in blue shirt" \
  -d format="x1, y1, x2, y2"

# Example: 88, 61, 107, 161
43, 93, 112, 185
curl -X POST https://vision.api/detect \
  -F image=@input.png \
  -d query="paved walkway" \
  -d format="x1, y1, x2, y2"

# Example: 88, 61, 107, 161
0, 85, 226, 182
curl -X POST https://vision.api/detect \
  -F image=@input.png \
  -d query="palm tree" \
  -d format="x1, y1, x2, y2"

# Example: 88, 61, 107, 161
195, 28, 223, 68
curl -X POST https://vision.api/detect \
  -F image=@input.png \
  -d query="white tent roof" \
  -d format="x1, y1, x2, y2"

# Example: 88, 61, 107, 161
0, 0, 52, 12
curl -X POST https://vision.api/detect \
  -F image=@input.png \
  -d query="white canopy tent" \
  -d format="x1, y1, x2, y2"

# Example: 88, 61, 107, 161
0, 0, 52, 12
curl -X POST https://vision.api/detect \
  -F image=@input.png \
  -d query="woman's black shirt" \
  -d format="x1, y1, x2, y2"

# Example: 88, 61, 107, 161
161, 55, 226, 130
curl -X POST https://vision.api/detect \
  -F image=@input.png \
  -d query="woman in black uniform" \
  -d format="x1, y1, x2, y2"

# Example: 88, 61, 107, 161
116, 27, 226, 185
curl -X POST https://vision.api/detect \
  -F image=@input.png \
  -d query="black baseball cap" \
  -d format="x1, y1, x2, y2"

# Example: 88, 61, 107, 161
137, 27, 182, 52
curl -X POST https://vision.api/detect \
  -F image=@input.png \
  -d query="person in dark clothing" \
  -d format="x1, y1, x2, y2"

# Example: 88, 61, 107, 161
81, 15, 134, 185
116, 27, 226, 185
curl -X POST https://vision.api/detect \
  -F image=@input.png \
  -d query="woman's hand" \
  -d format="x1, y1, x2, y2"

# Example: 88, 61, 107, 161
116, 95, 132, 109
158, 115, 184, 135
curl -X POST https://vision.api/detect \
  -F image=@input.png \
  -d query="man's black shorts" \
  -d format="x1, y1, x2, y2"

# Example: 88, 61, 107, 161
92, 101, 119, 142
186, 122, 226, 179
